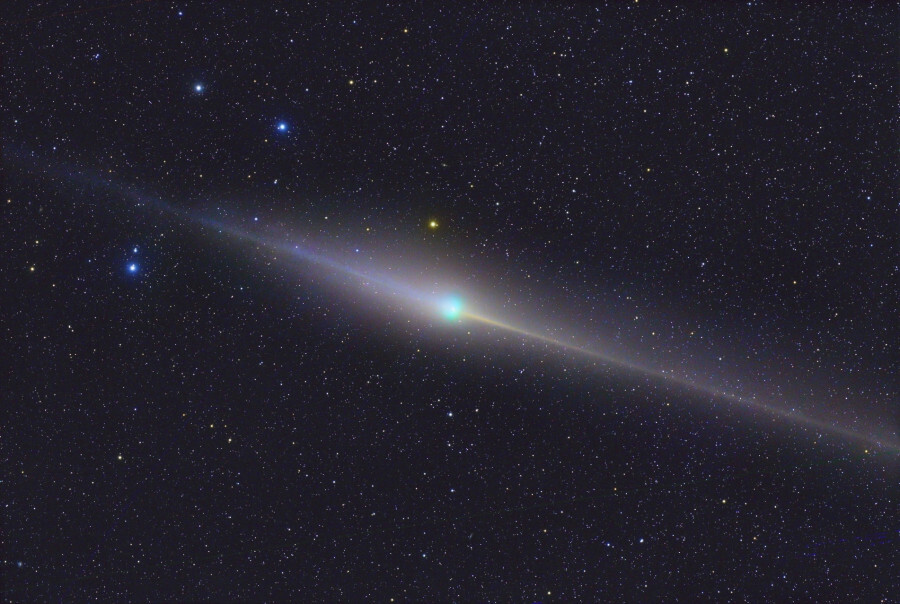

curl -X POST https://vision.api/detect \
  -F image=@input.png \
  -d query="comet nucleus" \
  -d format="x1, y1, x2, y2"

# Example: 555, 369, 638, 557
440, 296, 464, 320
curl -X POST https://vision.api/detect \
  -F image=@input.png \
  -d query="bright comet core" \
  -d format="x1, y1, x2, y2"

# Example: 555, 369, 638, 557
440, 296, 463, 320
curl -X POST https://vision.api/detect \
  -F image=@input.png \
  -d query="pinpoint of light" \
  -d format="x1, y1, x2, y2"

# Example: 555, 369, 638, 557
194, 83, 204, 93
440, 296, 463, 320
277, 121, 288, 132
128, 263, 138, 273
428, 220, 439, 229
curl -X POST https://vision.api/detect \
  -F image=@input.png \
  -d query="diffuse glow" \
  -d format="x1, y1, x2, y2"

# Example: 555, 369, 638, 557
440, 296, 463, 320
455, 309, 899, 453
11, 151, 897, 454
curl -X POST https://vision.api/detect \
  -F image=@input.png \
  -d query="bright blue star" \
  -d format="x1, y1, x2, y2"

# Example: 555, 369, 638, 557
128, 263, 138, 273
194, 83, 204, 93
277, 121, 289, 132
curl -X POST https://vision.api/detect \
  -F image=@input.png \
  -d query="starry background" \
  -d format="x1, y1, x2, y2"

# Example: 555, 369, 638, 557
3, 1, 898, 602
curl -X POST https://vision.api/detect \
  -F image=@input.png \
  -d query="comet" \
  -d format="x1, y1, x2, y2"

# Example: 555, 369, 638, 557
9, 149, 899, 454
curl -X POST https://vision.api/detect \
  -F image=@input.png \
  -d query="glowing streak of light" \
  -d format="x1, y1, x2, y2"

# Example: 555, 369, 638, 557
8, 148, 899, 454
461, 312, 900, 453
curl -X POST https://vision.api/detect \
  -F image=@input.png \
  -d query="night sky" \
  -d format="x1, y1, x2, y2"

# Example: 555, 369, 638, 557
4, 2, 898, 602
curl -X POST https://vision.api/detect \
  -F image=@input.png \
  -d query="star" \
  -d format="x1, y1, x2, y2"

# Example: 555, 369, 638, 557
128, 263, 138, 273
194, 83, 204, 93
276, 121, 289, 132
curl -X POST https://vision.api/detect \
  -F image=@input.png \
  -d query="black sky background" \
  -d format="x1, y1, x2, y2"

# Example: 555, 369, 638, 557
3, 2, 898, 601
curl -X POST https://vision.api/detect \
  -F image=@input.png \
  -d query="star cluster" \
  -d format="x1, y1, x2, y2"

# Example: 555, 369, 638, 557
3, 2, 897, 601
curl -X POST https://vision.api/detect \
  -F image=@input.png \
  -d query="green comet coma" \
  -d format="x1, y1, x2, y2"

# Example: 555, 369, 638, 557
440, 296, 463, 320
